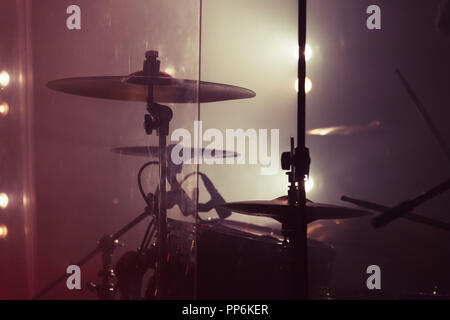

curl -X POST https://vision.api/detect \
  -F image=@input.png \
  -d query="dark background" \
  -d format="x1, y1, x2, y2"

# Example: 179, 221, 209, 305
0, 0, 449, 299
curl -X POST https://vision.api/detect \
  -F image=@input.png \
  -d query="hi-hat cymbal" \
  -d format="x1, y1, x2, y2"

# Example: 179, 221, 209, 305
112, 145, 238, 159
47, 71, 256, 103
220, 196, 372, 223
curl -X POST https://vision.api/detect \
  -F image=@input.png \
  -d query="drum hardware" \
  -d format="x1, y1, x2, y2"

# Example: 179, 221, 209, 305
115, 249, 157, 300
32, 202, 156, 299
217, 0, 384, 299
395, 69, 450, 163
220, 197, 371, 223
139, 50, 172, 299
215, 0, 313, 299
342, 195, 450, 232
341, 69, 450, 230
33, 157, 162, 300
122, 56, 245, 296
367, 70, 450, 228
39, 48, 254, 299
113, 147, 237, 219
214, 0, 311, 300
371, 178, 450, 228
98, 152, 237, 299
196, 172, 233, 219
179, 171, 232, 219
279, 0, 310, 300
38, 1, 450, 298
87, 235, 123, 299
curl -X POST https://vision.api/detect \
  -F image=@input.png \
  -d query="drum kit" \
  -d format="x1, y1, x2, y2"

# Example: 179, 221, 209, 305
33, 2, 450, 300
32, 47, 379, 300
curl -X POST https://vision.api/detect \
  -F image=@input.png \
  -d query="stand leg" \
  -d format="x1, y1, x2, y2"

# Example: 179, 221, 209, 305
282, 138, 310, 300
142, 50, 174, 299
155, 135, 168, 299
33, 210, 152, 299
284, 0, 309, 300
287, 208, 308, 299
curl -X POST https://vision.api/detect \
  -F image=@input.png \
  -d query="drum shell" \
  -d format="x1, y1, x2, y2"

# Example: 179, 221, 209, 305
196, 223, 335, 299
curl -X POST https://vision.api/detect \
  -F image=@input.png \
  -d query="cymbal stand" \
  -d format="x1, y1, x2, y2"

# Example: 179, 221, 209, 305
87, 235, 121, 299
280, 0, 310, 300
32, 207, 154, 299
142, 50, 173, 299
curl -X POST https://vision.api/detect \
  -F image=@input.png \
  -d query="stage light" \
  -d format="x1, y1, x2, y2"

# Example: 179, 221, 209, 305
0, 193, 8, 209
305, 77, 312, 93
0, 225, 8, 239
305, 176, 314, 193
164, 65, 176, 76
295, 43, 313, 62
0, 102, 9, 116
305, 44, 312, 62
307, 127, 335, 136
0, 71, 10, 87
295, 77, 312, 94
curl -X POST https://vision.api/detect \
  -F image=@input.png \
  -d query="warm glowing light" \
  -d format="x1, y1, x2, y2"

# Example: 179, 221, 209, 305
296, 43, 313, 62
307, 127, 336, 136
23, 194, 28, 207
0, 193, 8, 209
164, 66, 176, 76
307, 223, 322, 235
0, 71, 10, 87
305, 176, 314, 193
295, 77, 312, 94
0, 225, 8, 239
305, 77, 312, 93
0, 102, 9, 116
307, 120, 383, 136
305, 44, 312, 62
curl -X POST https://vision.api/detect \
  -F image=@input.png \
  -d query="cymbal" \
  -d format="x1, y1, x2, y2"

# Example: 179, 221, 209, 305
307, 120, 382, 136
47, 71, 256, 103
220, 196, 372, 223
112, 145, 238, 159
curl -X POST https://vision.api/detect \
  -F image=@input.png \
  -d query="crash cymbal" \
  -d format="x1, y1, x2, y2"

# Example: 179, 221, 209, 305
111, 145, 238, 159
47, 71, 256, 103
307, 120, 382, 136
220, 196, 372, 223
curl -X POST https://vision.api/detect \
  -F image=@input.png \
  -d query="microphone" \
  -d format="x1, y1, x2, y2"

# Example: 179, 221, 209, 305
199, 173, 232, 219
166, 188, 196, 217
165, 168, 231, 219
